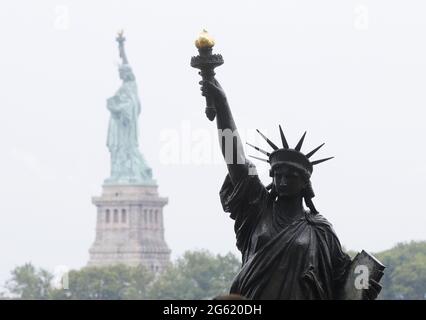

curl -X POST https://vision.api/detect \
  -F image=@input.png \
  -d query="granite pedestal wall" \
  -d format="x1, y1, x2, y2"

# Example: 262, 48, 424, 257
88, 184, 170, 272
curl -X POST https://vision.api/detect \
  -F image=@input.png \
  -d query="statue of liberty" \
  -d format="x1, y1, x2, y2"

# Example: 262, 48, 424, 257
104, 31, 154, 185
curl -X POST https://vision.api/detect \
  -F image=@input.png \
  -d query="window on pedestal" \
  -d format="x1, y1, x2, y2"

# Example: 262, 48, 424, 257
121, 209, 127, 223
149, 210, 153, 223
154, 210, 158, 224
105, 209, 110, 223
113, 209, 119, 223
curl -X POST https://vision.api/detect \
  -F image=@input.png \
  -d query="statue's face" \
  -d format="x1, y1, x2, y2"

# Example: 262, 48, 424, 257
273, 165, 307, 197
119, 67, 134, 82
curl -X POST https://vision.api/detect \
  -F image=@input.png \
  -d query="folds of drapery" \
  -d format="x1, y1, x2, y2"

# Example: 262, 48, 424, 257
219, 170, 351, 299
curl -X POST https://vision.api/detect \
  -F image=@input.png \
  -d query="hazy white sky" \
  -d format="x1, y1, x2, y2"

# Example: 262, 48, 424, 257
1, 0, 426, 287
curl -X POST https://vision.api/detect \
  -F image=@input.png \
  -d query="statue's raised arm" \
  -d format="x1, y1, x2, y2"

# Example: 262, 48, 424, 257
191, 30, 248, 185
116, 30, 129, 64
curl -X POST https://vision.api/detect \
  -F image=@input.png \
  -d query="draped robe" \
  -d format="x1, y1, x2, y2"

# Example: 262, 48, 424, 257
219, 168, 351, 300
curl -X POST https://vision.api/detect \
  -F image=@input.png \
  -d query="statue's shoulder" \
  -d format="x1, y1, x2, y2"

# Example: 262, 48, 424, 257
304, 212, 345, 244
304, 211, 334, 229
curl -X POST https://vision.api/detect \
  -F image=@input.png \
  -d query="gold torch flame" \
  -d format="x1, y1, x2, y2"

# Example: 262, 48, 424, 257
195, 29, 215, 49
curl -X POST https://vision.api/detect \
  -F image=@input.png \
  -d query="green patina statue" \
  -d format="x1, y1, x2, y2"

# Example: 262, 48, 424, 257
104, 31, 155, 185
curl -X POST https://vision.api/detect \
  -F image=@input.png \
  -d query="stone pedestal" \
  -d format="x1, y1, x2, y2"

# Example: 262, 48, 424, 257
88, 184, 171, 272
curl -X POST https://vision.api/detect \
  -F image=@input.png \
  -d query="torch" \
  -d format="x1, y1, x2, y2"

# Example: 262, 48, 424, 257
191, 30, 224, 121
116, 30, 128, 64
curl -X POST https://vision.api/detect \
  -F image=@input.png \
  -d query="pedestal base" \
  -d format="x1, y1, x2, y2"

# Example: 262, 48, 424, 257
88, 184, 170, 273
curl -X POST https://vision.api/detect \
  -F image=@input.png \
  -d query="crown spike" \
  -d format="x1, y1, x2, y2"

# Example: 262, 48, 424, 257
311, 157, 334, 165
279, 125, 289, 149
249, 155, 270, 163
306, 143, 325, 159
294, 131, 307, 151
246, 142, 270, 156
256, 129, 279, 150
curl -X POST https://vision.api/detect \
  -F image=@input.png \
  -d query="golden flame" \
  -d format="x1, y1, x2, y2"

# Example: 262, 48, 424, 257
195, 29, 215, 49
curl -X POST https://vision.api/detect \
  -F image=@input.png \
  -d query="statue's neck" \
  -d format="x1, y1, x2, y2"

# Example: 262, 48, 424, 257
274, 194, 305, 219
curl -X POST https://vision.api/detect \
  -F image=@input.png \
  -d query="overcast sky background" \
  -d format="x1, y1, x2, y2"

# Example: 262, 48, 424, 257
1, 0, 426, 287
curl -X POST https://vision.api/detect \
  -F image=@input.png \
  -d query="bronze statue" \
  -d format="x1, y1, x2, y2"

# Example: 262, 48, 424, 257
191, 30, 384, 300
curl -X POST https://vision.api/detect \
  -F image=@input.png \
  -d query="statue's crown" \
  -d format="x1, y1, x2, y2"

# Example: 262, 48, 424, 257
247, 126, 333, 177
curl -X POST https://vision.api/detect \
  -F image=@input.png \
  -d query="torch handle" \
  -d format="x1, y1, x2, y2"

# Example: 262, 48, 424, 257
200, 70, 217, 121
205, 95, 217, 121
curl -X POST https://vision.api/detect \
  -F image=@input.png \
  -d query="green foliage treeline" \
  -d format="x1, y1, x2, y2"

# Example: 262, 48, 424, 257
2, 241, 426, 300
2, 250, 240, 300
375, 241, 426, 300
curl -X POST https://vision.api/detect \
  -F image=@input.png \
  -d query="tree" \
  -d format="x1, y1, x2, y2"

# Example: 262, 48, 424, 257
49, 251, 240, 300
375, 241, 426, 300
5, 263, 53, 299
149, 251, 240, 299
50, 264, 155, 300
